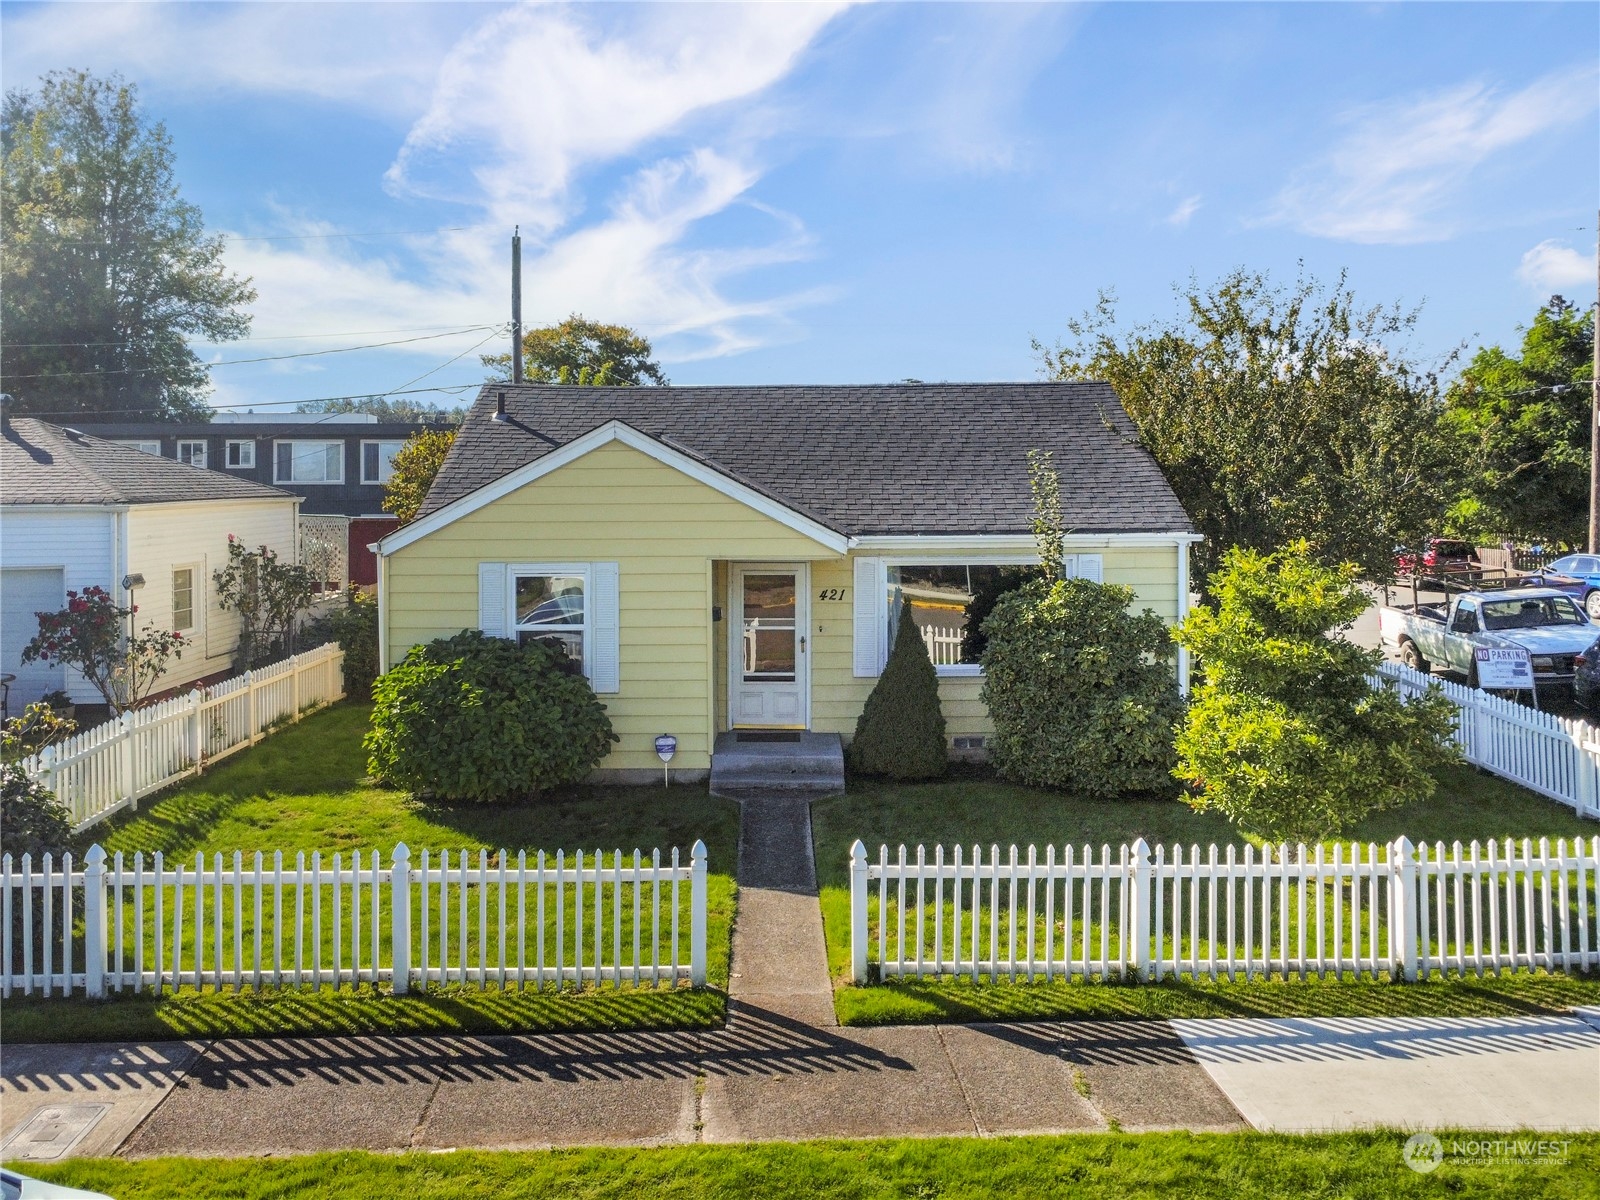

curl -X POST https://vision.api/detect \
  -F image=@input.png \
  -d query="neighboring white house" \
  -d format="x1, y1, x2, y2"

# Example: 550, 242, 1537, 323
1, 417, 301, 710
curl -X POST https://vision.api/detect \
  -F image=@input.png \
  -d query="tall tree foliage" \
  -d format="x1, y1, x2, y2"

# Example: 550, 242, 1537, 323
2, 71, 254, 421
1443, 296, 1593, 547
1039, 270, 1451, 586
383, 428, 457, 523
483, 314, 667, 386
297, 395, 465, 425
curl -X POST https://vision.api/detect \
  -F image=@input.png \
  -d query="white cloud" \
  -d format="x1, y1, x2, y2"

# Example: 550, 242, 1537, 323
1266, 66, 1598, 243
1165, 195, 1201, 227
1516, 239, 1593, 293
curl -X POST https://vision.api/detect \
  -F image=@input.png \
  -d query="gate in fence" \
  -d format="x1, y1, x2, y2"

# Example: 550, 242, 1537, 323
3, 840, 708, 999
850, 836, 1600, 985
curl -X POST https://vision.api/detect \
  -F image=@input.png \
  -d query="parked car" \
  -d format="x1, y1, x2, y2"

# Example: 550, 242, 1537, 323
1379, 586, 1593, 694
1, 1168, 113, 1200
1531, 553, 1600, 620
1576, 634, 1600, 711
1394, 538, 1482, 577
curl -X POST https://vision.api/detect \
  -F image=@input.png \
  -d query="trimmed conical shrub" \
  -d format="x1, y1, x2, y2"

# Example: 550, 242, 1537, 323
847, 600, 947, 779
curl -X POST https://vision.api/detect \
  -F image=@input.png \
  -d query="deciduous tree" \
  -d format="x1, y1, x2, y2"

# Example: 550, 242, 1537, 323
483, 314, 667, 386
1443, 296, 1593, 547
2, 71, 254, 421
1038, 270, 1452, 586
383, 428, 457, 523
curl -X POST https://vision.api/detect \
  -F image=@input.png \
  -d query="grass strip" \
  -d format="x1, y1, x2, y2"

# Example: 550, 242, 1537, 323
26, 1131, 1600, 1199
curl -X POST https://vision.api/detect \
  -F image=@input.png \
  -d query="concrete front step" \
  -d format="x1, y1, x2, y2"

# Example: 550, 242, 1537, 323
710, 730, 845, 797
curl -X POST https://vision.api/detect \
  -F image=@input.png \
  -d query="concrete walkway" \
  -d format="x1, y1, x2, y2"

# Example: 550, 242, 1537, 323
3, 795, 1598, 1162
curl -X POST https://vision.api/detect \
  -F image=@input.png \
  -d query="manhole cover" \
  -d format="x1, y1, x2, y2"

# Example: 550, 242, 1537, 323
0, 1103, 110, 1160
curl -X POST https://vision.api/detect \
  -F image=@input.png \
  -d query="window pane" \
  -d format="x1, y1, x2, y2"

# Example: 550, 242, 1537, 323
515, 575, 585, 626
276, 443, 292, 478
324, 443, 343, 480
742, 574, 795, 619
362, 443, 378, 481
888, 564, 1035, 666
172, 568, 194, 630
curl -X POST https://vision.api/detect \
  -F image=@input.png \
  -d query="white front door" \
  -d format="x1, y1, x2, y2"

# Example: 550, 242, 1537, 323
731, 564, 809, 728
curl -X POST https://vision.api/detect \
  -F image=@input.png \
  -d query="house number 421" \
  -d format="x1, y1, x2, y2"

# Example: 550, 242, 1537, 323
818, 588, 847, 601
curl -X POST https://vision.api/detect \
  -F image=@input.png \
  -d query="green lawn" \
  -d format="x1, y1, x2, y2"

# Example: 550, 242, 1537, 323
7, 703, 740, 1043
814, 766, 1600, 1025
26, 1132, 1600, 1199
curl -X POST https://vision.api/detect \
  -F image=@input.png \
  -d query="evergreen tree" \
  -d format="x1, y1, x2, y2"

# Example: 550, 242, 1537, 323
847, 602, 947, 779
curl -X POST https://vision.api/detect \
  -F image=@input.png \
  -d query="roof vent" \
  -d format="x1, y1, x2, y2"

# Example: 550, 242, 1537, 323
492, 390, 509, 424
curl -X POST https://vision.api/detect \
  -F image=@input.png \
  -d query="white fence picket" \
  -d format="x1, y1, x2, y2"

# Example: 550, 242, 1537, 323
1, 839, 709, 999
850, 835, 1600, 985
20, 643, 346, 833
1376, 661, 1600, 819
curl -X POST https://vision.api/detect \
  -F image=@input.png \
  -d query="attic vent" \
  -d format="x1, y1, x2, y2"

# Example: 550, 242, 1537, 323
953, 736, 986, 750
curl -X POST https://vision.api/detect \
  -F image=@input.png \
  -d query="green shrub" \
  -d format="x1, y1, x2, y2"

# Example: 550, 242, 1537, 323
306, 588, 378, 699
848, 602, 947, 779
980, 578, 1183, 797
1174, 541, 1459, 844
364, 631, 618, 802
1, 763, 73, 861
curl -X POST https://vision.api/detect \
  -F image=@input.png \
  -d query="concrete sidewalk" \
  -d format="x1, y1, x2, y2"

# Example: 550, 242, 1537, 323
4, 794, 1598, 1162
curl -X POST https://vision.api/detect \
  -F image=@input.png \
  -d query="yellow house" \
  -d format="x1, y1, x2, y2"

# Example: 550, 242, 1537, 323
376, 383, 1197, 784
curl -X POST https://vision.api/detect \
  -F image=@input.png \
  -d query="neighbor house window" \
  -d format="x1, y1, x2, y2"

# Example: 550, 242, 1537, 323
172, 567, 195, 632
886, 563, 1036, 673
225, 440, 256, 468
513, 569, 587, 669
117, 440, 162, 456
176, 439, 207, 468
361, 440, 406, 485
274, 440, 343, 484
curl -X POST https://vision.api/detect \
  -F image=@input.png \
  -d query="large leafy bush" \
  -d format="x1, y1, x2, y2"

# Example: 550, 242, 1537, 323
1174, 542, 1459, 844
848, 602, 947, 779
980, 578, 1183, 797
306, 588, 378, 699
365, 631, 617, 802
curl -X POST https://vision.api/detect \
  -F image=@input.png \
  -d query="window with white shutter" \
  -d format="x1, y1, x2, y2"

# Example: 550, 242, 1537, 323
478, 562, 508, 635
588, 562, 621, 693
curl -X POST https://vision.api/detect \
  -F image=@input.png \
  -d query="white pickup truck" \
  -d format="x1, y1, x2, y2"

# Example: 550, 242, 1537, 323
1379, 586, 1594, 691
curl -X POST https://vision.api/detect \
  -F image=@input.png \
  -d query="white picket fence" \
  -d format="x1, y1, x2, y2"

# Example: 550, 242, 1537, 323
850, 835, 1600, 984
19, 643, 346, 833
920, 625, 965, 666
1377, 661, 1600, 819
2, 840, 708, 998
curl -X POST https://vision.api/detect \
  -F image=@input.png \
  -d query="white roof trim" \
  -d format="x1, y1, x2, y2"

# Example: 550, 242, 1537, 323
378, 420, 852, 556
852, 532, 1202, 551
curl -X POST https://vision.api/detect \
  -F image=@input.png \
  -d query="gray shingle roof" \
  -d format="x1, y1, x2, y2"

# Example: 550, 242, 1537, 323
1, 418, 296, 506
419, 383, 1192, 537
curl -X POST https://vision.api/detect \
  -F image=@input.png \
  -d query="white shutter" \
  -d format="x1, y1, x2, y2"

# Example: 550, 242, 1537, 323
478, 562, 508, 636
1077, 553, 1103, 584
853, 557, 884, 677
589, 561, 621, 694
1062, 554, 1078, 580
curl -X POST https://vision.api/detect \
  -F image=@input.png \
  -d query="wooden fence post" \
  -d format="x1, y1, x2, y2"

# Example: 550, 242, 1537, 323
1390, 836, 1418, 982
246, 671, 258, 745
83, 844, 107, 999
850, 839, 869, 984
1129, 837, 1152, 982
39, 745, 59, 812
390, 843, 411, 995
292, 656, 301, 722
689, 840, 707, 987
189, 690, 205, 777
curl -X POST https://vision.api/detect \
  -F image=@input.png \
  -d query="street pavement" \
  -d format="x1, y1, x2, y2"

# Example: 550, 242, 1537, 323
2, 793, 1597, 1163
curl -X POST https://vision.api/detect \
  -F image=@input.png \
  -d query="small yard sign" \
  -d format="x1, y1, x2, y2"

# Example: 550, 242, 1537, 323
1473, 646, 1538, 707
655, 733, 677, 787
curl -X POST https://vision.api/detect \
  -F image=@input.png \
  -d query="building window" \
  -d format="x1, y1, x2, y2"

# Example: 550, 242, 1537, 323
117, 440, 162, 456
886, 563, 1037, 674
274, 440, 344, 484
172, 567, 195, 632
225, 440, 256, 469
176, 439, 207, 468
361, 440, 407, 484
513, 570, 587, 670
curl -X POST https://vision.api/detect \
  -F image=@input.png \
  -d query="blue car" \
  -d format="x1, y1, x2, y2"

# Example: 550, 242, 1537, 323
1535, 554, 1600, 621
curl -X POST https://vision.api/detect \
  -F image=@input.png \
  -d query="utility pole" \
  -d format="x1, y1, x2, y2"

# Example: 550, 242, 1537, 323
1591, 207, 1599, 552
511, 227, 524, 385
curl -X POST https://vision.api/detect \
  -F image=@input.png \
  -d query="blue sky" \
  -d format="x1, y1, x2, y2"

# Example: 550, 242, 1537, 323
4, 1, 1596, 414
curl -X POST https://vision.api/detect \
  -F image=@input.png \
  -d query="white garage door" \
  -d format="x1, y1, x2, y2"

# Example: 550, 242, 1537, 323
2, 568, 65, 712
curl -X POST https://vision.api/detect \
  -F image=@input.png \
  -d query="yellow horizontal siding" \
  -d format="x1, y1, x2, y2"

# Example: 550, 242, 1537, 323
385, 441, 1184, 768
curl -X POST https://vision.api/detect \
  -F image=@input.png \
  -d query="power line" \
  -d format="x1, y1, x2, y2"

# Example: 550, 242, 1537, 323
2, 325, 506, 381
7, 322, 502, 349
